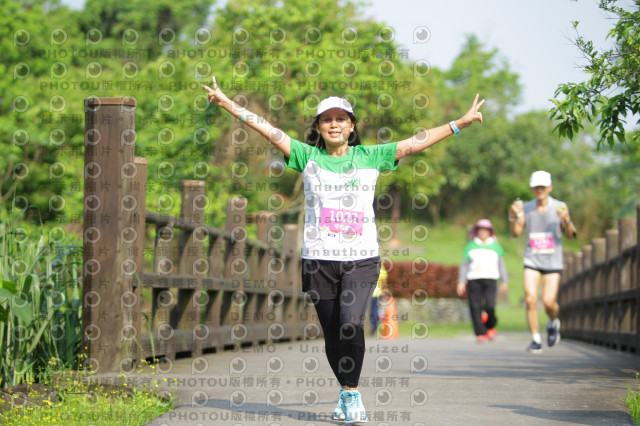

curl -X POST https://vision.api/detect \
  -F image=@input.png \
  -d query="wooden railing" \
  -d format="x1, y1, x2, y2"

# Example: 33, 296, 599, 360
558, 206, 639, 353
82, 97, 317, 373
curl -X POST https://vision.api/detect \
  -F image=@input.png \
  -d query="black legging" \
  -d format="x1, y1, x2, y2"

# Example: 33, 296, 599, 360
467, 278, 498, 336
313, 285, 375, 388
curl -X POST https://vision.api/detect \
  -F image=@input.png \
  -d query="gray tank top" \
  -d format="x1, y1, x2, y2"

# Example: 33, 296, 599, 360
523, 196, 566, 271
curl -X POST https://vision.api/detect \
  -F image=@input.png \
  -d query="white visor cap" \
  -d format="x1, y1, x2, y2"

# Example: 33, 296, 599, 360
316, 96, 354, 117
529, 170, 552, 187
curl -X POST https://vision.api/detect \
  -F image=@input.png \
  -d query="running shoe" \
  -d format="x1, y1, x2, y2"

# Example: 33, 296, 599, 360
547, 319, 561, 347
487, 328, 497, 340
332, 389, 346, 421
526, 340, 543, 354
477, 334, 489, 343
342, 390, 369, 423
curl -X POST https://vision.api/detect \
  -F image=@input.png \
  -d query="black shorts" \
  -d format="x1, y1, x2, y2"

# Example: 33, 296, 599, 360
302, 256, 381, 300
524, 266, 563, 275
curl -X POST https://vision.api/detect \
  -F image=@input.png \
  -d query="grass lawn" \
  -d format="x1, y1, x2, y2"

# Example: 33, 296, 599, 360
397, 303, 546, 339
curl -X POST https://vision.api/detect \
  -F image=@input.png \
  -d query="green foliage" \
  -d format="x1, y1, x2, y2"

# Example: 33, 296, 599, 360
431, 107, 623, 236
2, 0, 635, 241
382, 35, 521, 221
0, 1, 81, 220
203, 0, 446, 216
624, 373, 640, 424
550, 0, 640, 147
0, 213, 82, 388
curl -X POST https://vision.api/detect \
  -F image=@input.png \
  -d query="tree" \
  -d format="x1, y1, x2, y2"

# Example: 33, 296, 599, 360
550, 0, 640, 147
199, 0, 436, 224
397, 36, 521, 224
0, 0, 84, 219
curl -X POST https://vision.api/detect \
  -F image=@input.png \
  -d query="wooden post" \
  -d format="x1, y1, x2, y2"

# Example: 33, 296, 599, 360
119, 157, 147, 369
152, 223, 175, 360
591, 238, 606, 335
605, 229, 620, 347
82, 97, 136, 373
267, 221, 286, 341
283, 225, 300, 292
619, 218, 636, 291
618, 218, 636, 339
203, 230, 224, 352
223, 197, 247, 329
283, 224, 303, 339
176, 180, 206, 356
592, 238, 606, 297
564, 251, 575, 301
605, 229, 619, 296
574, 251, 583, 300
254, 212, 277, 342
561, 251, 574, 330
582, 245, 593, 299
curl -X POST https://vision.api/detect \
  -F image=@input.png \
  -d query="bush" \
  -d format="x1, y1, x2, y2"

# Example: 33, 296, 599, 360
384, 260, 459, 299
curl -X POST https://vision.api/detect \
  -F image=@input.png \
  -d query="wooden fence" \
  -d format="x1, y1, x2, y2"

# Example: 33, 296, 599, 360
558, 206, 639, 353
82, 97, 317, 373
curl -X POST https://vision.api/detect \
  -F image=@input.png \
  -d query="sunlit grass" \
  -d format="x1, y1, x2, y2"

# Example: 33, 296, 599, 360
0, 363, 175, 426
624, 373, 640, 425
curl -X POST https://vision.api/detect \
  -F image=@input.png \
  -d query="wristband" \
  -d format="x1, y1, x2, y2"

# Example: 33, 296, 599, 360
239, 108, 247, 122
449, 120, 460, 135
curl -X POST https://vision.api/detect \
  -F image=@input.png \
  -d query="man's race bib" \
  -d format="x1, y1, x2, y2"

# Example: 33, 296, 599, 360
320, 200, 364, 240
529, 232, 555, 254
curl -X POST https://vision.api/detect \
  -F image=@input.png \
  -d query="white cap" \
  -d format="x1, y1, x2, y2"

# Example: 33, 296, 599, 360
529, 170, 552, 187
316, 96, 354, 116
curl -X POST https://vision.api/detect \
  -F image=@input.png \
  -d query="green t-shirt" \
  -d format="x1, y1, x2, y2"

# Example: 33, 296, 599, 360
285, 138, 398, 261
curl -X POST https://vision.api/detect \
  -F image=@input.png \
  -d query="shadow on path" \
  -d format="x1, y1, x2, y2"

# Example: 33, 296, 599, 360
489, 404, 635, 425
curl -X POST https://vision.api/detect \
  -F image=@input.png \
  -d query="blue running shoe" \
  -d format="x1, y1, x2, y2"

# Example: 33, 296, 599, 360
547, 319, 561, 347
332, 389, 345, 421
526, 340, 543, 354
342, 390, 369, 424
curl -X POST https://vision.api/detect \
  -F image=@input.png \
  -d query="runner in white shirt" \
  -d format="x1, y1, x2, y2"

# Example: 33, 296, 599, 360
203, 76, 485, 423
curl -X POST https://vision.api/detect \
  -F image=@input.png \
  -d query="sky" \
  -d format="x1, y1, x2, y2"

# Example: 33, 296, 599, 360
364, 0, 616, 113
60, 0, 618, 113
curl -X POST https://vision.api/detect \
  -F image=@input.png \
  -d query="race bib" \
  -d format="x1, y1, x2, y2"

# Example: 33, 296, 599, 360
473, 264, 491, 274
320, 201, 364, 240
530, 232, 555, 254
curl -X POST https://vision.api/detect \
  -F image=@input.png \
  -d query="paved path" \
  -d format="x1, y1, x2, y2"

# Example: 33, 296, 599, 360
125, 333, 638, 425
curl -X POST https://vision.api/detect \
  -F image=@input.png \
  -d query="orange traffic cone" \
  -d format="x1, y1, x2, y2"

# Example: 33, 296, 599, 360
380, 297, 399, 340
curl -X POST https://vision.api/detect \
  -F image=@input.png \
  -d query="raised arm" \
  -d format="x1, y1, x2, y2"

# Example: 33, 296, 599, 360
202, 76, 291, 157
395, 94, 485, 161
508, 199, 525, 237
